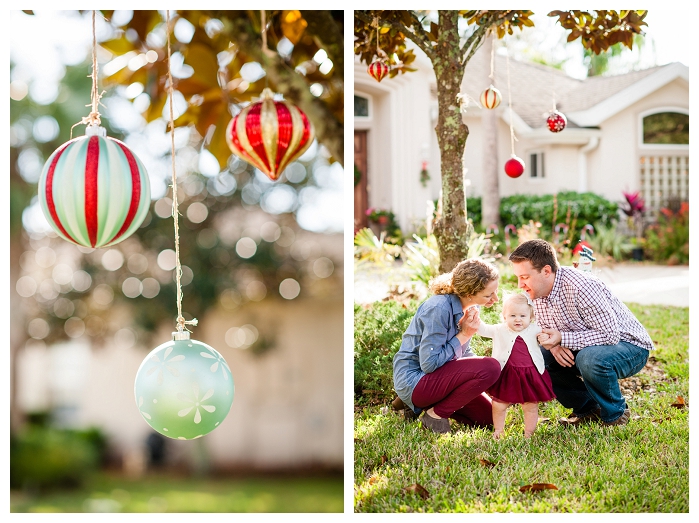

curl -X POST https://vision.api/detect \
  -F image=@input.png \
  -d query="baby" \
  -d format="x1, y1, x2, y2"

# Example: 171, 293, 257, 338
477, 293, 555, 438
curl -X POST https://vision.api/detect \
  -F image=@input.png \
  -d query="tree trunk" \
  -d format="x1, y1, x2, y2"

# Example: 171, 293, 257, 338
431, 11, 471, 273
480, 34, 501, 229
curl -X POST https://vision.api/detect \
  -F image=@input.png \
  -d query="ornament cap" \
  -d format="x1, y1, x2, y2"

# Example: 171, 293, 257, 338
260, 87, 275, 100
85, 125, 107, 137
172, 330, 191, 341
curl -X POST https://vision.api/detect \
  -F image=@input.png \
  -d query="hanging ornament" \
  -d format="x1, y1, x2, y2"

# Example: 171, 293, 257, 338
480, 37, 500, 109
38, 126, 150, 248
480, 85, 501, 109
367, 16, 389, 83
135, 10, 234, 440
546, 110, 567, 133
134, 331, 234, 440
504, 155, 525, 178
226, 88, 314, 181
503, 47, 523, 179
38, 11, 150, 248
367, 60, 389, 83
546, 88, 566, 133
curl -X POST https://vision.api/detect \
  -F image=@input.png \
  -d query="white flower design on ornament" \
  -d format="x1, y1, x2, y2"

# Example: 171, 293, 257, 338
137, 396, 151, 420
147, 346, 185, 385
177, 382, 216, 424
199, 348, 230, 380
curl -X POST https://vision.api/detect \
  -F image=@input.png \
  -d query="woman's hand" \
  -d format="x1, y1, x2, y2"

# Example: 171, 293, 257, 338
457, 307, 479, 343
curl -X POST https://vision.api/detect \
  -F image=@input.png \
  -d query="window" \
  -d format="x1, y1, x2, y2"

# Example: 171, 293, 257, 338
529, 152, 545, 179
643, 112, 689, 145
354, 95, 369, 118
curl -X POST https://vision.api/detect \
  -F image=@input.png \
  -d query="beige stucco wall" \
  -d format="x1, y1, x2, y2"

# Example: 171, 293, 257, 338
354, 45, 440, 232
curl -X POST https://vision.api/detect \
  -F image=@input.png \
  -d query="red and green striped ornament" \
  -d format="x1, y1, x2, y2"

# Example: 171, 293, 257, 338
226, 88, 314, 182
38, 125, 151, 248
367, 60, 389, 83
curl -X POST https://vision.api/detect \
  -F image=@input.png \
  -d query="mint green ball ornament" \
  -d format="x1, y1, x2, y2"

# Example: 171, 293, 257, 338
134, 331, 234, 440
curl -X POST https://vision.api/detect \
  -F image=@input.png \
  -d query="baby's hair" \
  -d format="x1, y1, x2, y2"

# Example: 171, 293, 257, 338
501, 292, 536, 322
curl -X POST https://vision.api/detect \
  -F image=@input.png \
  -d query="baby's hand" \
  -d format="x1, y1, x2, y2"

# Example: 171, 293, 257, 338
537, 333, 550, 343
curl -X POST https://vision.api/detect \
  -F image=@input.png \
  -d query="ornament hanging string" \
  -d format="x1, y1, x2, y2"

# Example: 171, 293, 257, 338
260, 10, 276, 59
71, 10, 106, 139
489, 33, 495, 82
505, 45, 518, 156
165, 10, 198, 334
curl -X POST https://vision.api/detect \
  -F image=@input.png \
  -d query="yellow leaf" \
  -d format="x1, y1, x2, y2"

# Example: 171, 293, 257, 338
183, 43, 220, 91
281, 10, 308, 45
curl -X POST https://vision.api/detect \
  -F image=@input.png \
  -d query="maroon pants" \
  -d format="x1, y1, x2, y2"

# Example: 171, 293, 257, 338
412, 356, 500, 427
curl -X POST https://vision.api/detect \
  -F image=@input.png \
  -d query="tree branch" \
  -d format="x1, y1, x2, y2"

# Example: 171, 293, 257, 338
460, 13, 498, 65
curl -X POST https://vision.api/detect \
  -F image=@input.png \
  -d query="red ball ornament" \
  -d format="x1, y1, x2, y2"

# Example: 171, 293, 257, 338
546, 110, 567, 133
367, 60, 389, 83
38, 125, 151, 248
504, 155, 525, 178
226, 88, 314, 181
480, 85, 501, 109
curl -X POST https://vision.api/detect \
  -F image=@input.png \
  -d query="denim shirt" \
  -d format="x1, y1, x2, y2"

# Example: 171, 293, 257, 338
392, 294, 475, 413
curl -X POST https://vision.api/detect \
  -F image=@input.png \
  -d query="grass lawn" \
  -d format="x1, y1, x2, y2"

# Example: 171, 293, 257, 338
10, 471, 344, 513
354, 303, 689, 513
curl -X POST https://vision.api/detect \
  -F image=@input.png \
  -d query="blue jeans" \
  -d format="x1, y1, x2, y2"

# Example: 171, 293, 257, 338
540, 341, 649, 423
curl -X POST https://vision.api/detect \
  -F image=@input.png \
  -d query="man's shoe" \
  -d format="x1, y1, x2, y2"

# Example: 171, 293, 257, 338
559, 406, 602, 426
601, 408, 631, 427
420, 411, 450, 434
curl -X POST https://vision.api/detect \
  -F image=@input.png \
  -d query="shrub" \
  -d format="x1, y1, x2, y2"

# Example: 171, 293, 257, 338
10, 426, 105, 490
499, 192, 619, 239
588, 222, 633, 261
354, 301, 417, 405
644, 203, 689, 264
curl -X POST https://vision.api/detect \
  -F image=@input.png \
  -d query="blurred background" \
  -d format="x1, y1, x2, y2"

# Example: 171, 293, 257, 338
9, 9, 344, 512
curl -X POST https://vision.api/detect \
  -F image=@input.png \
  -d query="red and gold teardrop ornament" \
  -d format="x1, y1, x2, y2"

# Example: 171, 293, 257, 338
226, 88, 314, 181
367, 60, 389, 83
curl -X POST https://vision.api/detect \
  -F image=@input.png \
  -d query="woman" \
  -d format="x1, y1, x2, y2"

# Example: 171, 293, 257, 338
393, 259, 501, 433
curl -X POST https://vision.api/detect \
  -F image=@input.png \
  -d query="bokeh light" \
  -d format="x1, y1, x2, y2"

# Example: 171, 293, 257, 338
279, 278, 301, 300
235, 237, 257, 259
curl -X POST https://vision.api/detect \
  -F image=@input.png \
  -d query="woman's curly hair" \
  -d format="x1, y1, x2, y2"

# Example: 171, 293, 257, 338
428, 259, 499, 298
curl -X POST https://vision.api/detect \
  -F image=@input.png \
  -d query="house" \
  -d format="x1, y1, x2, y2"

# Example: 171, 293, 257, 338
354, 41, 689, 233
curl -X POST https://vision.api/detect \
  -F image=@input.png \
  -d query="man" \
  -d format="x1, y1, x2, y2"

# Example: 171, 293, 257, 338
509, 239, 653, 426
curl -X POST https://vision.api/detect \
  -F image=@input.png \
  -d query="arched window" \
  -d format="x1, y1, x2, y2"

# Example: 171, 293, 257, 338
637, 108, 689, 219
642, 111, 689, 145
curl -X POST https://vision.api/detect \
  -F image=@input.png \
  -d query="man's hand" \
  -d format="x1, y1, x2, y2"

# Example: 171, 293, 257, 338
550, 345, 576, 367
539, 328, 562, 350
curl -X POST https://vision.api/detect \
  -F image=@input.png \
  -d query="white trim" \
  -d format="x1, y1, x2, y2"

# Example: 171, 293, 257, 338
353, 92, 373, 124
637, 106, 689, 150
566, 62, 689, 127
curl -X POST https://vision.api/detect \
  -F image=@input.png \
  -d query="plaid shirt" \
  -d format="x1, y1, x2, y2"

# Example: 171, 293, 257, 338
532, 267, 654, 352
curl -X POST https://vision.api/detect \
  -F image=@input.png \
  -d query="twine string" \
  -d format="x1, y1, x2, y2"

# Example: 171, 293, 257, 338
489, 34, 495, 81
165, 10, 197, 333
505, 46, 518, 156
71, 10, 105, 139
260, 10, 276, 58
